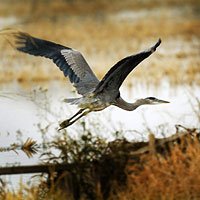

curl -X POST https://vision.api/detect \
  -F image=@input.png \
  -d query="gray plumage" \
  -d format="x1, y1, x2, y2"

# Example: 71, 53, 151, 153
14, 32, 99, 95
12, 32, 169, 129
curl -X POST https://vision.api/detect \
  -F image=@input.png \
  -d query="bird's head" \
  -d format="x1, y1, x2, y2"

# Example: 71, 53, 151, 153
135, 97, 170, 106
142, 97, 170, 105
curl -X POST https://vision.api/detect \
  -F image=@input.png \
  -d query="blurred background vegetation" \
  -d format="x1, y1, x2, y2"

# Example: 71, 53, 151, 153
0, 0, 199, 85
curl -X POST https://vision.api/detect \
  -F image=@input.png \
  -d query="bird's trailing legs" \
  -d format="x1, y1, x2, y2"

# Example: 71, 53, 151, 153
58, 109, 90, 130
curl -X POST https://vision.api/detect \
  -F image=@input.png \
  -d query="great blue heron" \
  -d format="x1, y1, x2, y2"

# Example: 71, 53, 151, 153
11, 32, 169, 129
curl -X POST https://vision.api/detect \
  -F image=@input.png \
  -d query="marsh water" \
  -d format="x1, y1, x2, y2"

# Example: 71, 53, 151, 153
0, 81, 199, 170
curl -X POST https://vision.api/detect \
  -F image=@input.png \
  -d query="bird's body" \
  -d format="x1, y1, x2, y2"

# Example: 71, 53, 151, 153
8, 31, 169, 129
70, 93, 110, 111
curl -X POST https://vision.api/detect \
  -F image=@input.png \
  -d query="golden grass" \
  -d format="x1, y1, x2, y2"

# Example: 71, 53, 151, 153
0, 0, 199, 86
2, 134, 200, 200
0, 0, 199, 17
121, 138, 200, 200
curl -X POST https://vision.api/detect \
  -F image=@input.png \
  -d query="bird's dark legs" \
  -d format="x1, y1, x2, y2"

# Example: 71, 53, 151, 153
59, 109, 84, 130
59, 109, 89, 130
67, 109, 84, 122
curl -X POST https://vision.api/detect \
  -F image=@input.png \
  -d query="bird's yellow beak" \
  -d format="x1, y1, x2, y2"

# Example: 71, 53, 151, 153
158, 99, 170, 104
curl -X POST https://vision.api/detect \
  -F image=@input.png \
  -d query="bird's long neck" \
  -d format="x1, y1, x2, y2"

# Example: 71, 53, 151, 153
114, 97, 143, 111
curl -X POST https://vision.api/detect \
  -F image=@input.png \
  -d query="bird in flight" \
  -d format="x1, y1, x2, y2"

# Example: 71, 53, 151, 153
10, 31, 169, 129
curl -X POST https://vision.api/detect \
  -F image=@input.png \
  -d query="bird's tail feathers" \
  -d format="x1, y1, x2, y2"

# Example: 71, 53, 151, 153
63, 97, 82, 105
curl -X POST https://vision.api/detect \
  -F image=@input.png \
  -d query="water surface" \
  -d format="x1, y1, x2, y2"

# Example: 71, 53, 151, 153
0, 80, 199, 188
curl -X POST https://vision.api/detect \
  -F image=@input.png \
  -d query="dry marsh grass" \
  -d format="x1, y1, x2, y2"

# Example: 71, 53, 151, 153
1, 130, 200, 200
0, 1, 199, 86
122, 138, 200, 199
0, 0, 199, 17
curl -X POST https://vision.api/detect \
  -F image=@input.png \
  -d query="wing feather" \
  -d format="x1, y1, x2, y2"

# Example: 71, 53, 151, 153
94, 39, 161, 94
13, 32, 99, 95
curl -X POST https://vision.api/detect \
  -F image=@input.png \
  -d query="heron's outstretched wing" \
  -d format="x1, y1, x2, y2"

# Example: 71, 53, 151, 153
94, 39, 161, 94
13, 32, 99, 95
